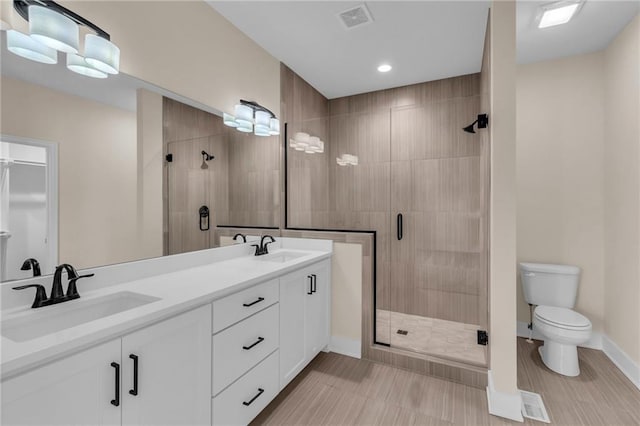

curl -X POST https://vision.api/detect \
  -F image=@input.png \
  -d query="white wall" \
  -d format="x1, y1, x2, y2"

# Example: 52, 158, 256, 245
516, 52, 606, 334
603, 15, 640, 365
1, 77, 140, 270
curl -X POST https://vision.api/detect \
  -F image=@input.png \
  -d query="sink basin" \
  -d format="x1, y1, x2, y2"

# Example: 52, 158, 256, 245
1, 291, 160, 342
256, 251, 307, 263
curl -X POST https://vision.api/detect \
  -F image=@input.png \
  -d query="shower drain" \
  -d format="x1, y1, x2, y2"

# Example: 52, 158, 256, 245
396, 329, 408, 335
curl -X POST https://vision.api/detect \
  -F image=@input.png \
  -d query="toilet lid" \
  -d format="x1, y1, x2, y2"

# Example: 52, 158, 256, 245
535, 306, 591, 329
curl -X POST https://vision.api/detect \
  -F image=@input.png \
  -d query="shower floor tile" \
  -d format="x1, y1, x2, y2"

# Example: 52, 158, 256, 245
376, 309, 487, 366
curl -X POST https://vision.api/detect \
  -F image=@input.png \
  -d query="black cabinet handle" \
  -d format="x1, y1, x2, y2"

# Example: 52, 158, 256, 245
311, 274, 317, 293
397, 213, 403, 240
242, 388, 265, 406
129, 354, 139, 396
243, 297, 265, 307
110, 362, 120, 407
307, 275, 313, 295
243, 337, 265, 350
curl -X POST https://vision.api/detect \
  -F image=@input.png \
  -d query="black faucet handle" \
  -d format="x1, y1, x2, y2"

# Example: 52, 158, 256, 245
66, 274, 95, 299
251, 244, 262, 256
12, 284, 48, 308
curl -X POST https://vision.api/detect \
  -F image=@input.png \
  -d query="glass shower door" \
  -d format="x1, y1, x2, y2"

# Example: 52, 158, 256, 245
386, 98, 489, 366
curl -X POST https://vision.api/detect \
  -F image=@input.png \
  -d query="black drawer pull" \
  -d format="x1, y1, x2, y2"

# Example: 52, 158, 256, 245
311, 274, 317, 293
243, 337, 265, 350
242, 388, 265, 406
110, 362, 120, 407
129, 354, 139, 396
397, 213, 403, 240
243, 297, 265, 307
307, 275, 313, 295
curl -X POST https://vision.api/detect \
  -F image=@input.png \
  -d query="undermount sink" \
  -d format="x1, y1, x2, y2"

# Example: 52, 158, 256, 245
256, 251, 307, 263
1, 291, 160, 342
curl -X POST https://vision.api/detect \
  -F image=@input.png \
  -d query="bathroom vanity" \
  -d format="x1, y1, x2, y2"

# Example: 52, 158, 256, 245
0, 237, 332, 425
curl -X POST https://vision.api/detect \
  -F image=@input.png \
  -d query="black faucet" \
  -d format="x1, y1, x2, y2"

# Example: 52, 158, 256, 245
12, 264, 95, 309
233, 233, 247, 243
252, 235, 276, 256
20, 258, 41, 277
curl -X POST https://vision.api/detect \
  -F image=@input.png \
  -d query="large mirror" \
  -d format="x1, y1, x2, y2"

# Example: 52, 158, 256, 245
0, 32, 280, 282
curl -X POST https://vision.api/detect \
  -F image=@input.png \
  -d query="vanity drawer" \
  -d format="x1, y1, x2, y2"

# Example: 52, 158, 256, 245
213, 279, 278, 333
213, 303, 279, 396
212, 350, 279, 426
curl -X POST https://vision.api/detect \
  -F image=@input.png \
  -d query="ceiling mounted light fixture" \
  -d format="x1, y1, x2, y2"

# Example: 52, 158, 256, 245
3, 0, 121, 79
537, 0, 584, 29
377, 64, 392, 73
223, 100, 280, 137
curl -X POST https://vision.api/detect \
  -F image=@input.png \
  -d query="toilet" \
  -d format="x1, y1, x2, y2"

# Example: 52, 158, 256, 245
519, 262, 592, 377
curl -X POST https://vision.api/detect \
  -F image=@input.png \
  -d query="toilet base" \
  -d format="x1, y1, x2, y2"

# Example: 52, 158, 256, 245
538, 342, 580, 376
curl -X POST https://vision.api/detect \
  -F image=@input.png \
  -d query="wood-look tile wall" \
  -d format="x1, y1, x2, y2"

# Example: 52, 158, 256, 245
163, 97, 279, 255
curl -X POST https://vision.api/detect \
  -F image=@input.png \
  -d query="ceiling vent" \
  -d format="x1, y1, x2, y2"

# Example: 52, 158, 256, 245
337, 4, 374, 30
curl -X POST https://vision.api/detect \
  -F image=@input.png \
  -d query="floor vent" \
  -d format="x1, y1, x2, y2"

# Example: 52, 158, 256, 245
520, 390, 550, 423
337, 4, 374, 30
396, 329, 408, 335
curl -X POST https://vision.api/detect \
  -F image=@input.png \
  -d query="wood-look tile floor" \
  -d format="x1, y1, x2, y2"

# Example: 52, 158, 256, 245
252, 338, 640, 425
376, 310, 487, 366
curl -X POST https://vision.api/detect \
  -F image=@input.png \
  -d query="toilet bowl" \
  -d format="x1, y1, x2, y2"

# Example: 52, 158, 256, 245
533, 305, 592, 376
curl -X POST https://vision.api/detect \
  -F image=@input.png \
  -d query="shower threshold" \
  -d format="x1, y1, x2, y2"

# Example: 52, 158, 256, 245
376, 309, 487, 366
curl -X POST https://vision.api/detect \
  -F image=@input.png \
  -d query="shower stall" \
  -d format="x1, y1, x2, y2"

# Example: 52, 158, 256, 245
287, 73, 489, 367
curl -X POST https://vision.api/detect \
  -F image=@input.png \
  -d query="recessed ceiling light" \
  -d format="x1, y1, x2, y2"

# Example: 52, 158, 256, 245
377, 64, 392, 73
537, 1, 583, 29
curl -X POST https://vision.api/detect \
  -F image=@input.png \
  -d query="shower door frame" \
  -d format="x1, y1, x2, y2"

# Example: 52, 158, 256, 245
1, 134, 58, 279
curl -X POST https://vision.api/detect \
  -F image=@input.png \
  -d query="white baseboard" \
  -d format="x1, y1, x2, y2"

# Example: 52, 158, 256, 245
486, 370, 524, 422
516, 321, 602, 350
602, 335, 640, 391
329, 335, 361, 359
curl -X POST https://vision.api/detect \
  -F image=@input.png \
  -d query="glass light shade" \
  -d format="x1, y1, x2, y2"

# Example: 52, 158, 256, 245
255, 110, 271, 128
336, 157, 348, 166
314, 141, 325, 153
29, 5, 79, 53
294, 132, 310, 147
236, 123, 253, 133
84, 34, 120, 74
307, 136, 320, 152
269, 118, 280, 135
289, 139, 299, 148
234, 104, 253, 127
6, 30, 57, 64
304, 148, 316, 154
254, 125, 271, 137
66, 53, 107, 78
223, 113, 238, 128
294, 145, 306, 151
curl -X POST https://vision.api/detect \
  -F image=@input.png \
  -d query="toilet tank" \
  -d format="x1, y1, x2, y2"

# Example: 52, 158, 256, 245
519, 262, 581, 308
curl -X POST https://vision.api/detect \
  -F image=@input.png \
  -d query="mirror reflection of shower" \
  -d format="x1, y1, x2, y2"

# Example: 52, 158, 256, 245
200, 150, 214, 169
0, 139, 57, 282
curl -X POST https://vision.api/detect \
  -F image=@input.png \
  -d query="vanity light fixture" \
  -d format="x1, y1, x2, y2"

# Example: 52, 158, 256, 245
223, 100, 280, 137
5, 0, 120, 78
290, 132, 325, 154
537, 0, 584, 29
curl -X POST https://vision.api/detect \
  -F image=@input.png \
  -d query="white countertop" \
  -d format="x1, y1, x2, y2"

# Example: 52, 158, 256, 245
1, 240, 331, 381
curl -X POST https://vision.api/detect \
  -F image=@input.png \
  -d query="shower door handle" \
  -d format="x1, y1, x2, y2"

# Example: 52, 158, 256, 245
397, 213, 403, 241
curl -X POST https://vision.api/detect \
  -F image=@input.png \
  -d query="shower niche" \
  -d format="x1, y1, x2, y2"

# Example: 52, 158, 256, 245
287, 73, 489, 367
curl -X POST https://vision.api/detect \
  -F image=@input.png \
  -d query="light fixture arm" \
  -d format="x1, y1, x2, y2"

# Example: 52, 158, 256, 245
13, 0, 111, 40
240, 99, 276, 119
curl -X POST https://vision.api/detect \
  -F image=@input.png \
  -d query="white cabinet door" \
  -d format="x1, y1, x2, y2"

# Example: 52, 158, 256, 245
279, 269, 308, 389
121, 305, 212, 426
305, 261, 330, 359
1, 339, 122, 426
